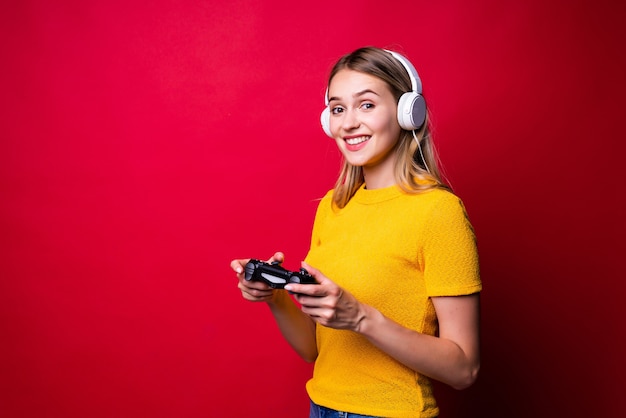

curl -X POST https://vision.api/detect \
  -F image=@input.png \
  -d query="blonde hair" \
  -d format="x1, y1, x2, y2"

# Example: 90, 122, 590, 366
327, 46, 450, 209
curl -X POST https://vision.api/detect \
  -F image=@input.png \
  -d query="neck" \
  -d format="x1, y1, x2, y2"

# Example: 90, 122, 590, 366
363, 166, 396, 189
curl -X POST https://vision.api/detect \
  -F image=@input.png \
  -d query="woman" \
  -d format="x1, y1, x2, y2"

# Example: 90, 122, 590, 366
231, 46, 481, 417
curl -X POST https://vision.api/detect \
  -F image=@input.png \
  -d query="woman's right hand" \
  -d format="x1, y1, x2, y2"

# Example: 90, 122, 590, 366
231, 251, 318, 362
230, 251, 285, 303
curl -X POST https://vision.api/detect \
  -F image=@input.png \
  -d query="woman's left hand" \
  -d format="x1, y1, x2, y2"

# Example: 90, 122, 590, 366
284, 261, 366, 332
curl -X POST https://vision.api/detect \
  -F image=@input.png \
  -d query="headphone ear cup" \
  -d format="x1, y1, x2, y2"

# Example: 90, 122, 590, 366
397, 92, 426, 131
320, 107, 332, 137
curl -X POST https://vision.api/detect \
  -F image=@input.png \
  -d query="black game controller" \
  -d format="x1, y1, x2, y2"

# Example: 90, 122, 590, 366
244, 259, 317, 289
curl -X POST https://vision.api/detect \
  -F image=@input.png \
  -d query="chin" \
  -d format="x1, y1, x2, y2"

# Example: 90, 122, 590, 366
344, 158, 369, 168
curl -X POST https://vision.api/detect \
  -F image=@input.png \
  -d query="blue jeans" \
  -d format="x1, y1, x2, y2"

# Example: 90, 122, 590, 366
309, 400, 380, 418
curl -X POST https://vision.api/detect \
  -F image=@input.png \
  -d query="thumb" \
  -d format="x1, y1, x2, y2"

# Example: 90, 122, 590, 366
268, 251, 285, 264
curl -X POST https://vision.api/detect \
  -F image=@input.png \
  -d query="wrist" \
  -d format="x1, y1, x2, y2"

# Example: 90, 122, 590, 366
266, 289, 288, 308
354, 303, 381, 334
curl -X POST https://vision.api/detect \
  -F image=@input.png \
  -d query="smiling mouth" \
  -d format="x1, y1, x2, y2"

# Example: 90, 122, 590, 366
345, 136, 370, 145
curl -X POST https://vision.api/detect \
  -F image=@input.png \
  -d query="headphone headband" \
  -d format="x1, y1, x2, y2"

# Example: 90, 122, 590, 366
384, 49, 422, 94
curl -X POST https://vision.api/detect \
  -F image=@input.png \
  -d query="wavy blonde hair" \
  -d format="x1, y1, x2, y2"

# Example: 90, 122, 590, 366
327, 47, 451, 209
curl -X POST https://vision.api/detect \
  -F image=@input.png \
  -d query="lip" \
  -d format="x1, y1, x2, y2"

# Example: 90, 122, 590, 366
343, 135, 371, 151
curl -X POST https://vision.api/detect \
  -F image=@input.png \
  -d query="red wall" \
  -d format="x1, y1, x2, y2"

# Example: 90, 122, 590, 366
1, 1, 624, 417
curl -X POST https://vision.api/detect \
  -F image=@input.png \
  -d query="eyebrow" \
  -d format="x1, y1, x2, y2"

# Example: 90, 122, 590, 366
328, 89, 380, 103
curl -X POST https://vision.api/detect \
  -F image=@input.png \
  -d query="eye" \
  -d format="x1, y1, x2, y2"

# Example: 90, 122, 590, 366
331, 106, 345, 115
360, 102, 375, 111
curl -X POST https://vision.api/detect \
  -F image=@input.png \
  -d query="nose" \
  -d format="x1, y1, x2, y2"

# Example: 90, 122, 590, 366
341, 107, 360, 131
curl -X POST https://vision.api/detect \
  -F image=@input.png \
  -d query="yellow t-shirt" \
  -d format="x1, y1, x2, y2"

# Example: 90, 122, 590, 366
304, 184, 482, 417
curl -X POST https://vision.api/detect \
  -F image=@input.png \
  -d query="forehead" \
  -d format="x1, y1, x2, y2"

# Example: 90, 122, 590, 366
328, 69, 392, 98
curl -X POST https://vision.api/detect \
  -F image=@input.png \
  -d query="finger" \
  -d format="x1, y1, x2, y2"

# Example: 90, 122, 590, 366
243, 287, 274, 299
285, 282, 325, 297
238, 281, 274, 299
267, 251, 285, 264
241, 290, 273, 302
239, 276, 271, 291
230, 258, 250, 274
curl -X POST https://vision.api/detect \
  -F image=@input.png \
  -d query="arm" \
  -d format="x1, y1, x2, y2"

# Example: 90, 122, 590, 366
230, 252, 318, 362
357, 294, 480, 389
265, 290, 318, 362
286, 262, 480, 389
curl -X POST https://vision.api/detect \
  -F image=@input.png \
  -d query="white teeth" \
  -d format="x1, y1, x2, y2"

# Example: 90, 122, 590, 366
345, 136, 370, 145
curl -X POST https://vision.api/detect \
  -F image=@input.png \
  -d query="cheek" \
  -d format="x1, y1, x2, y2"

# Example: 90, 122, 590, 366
333, 137, 347, 154
376, 114, 401, 141
328, 115, 341, 137
370, 107, 400, 132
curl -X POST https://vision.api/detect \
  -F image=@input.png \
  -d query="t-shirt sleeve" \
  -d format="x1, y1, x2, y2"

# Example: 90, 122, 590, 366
423, 193, 482, 296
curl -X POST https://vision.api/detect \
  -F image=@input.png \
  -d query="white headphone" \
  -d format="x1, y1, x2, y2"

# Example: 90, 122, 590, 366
320, 49, 426, 137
